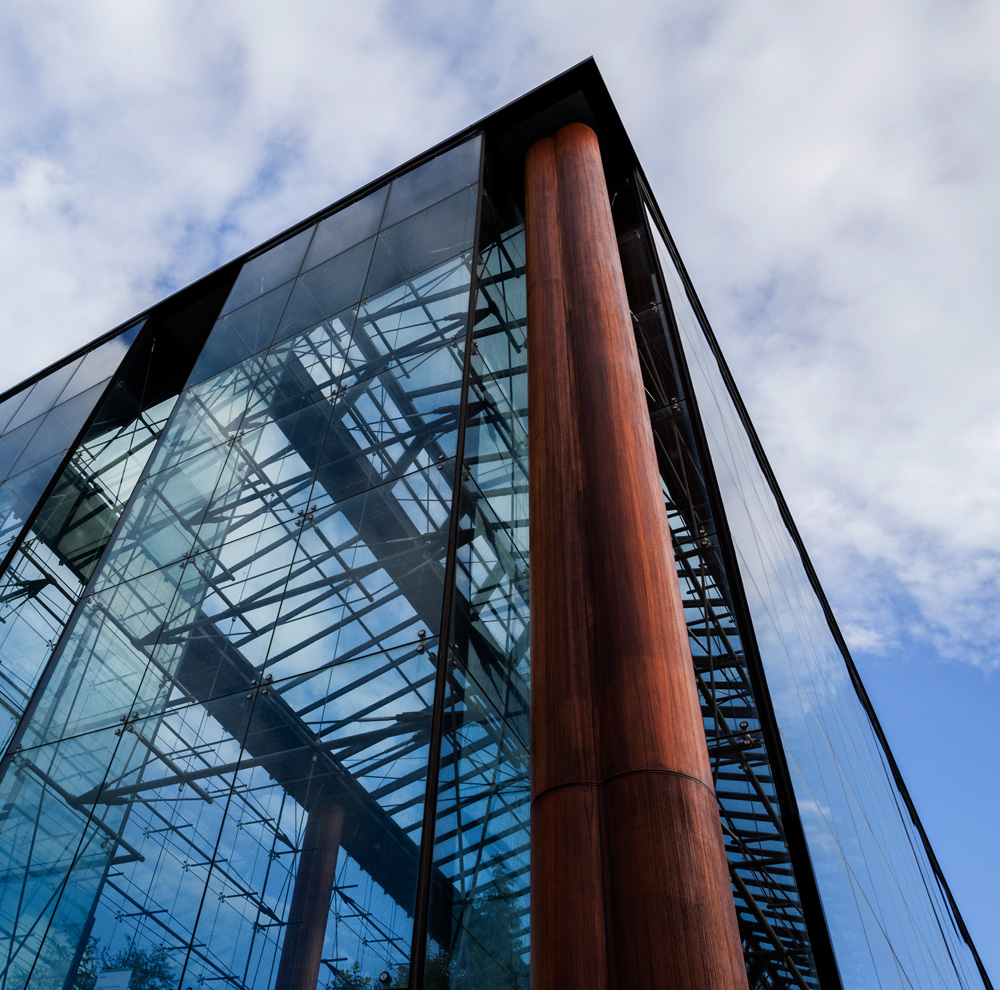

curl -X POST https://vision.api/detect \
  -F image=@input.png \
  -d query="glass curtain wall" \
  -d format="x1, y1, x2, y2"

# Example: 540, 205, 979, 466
641, 194, 989, 989
0, 326, 143, 749
612, 182, 826, 990
419, 156, 530, 990
0, 132, 535, 990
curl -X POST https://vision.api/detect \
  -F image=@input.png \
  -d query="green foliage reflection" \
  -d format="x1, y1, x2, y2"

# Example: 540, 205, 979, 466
71, 938, 175, 990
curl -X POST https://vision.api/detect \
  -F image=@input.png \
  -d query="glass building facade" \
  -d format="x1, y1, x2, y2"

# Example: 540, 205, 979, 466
0, 62, 990, 990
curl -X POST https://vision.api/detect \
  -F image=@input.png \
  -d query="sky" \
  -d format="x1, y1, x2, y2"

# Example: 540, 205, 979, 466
1, 0, 997, 980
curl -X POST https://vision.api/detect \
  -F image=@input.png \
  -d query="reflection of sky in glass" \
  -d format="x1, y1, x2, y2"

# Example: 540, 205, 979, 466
0, 136, 517, 990
0, 323, 144, 750
647, 212, 985, 989
423, 206, 530, 988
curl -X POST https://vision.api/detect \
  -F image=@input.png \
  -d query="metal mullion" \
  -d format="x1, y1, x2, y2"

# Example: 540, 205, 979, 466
406, 136, 487, 990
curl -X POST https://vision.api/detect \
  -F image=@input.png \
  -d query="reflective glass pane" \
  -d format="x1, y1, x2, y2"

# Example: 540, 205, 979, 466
180, 646, 437, 988
221, 227, 314, 316
422, 673, 530, 990
62, 325, 140, 399
472, 225, 527, 425
10, 383, 107, 476
14, 694, 249, 990
306, 345, 464, 509
365, 188, 478, 300
3, 357, 83, 432
149, 353, 270, 476
302, 184, 389, 273
275, 237, 375, 344
647, 208, 985, 988
451, 489, 529, 748
0, 723, 127, 989
463, 376, 528, 561
0, 333, 179, 754
383, 137, 481, 227
0, 131, 485, 990
263, 459, 455, 683
0, 453, 65, 553
0, 419, 38, 483
188, 281, 294, 386
0, 387, 30, 437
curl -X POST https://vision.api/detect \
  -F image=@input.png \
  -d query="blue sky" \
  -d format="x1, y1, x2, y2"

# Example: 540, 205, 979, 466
1, 0, 997, 981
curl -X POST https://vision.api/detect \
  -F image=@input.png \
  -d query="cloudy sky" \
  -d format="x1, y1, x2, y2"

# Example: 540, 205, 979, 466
2, 0, 997, 979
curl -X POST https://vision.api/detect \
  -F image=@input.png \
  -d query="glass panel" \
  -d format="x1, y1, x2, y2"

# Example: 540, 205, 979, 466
419, 182, 530, 989
0, 723, 125, 990
3, 357, 83, 433
147, 352, 270, 478
0, 419, 40, 484
0, 453, 65, 556
306, 344, 465, 509
0, 330, 133, 556
365, 188, 478, 300
452, 484, 529, 748
302, 185, 389, 273
93, 390, 335, 597
179, 646, 437, 988
10, 694, 251, 990
0, 136, 485, 990
188, 281, 294, 386
647, 208, 986, 988
0, 333, 179, 754
9, 383, 107, 477
263, 459, 455, 684
421, 673, 530, 990
463, 376, 528, 561
242, 311, 359, 429
344, 254, 473, 389
221, 227, 314, 316
62, 324, 141, 399
472, 226, 527, 426
383, 137, 481, 227
0, 387, 30, 436
0, 528, 81, 740
275, 237, 375, 344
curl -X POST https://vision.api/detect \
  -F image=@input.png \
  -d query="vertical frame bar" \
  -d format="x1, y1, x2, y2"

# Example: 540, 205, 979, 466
408, 132, 488, 990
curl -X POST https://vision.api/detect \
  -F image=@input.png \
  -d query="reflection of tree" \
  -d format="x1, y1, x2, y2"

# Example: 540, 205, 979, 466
71, 939, 175, 990
17, 929, 94, 990
328, 960, 374, 989
454, 861, 526, 990
70, 938, 98, 990
389, 946, 456, 989
329, 864, 525, 990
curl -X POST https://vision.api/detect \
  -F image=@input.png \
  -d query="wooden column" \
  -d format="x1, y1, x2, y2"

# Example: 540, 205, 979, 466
526, 123, 748, 990
274, 802, 345, 990
525, 130, 609, 990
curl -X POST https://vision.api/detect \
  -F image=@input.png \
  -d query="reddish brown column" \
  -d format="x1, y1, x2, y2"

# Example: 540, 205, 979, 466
526, 123, 748, 990
525, 132, 609, 990
274, 802, 345, 990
